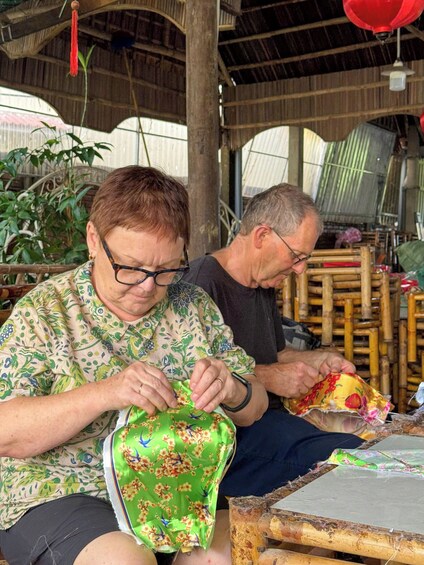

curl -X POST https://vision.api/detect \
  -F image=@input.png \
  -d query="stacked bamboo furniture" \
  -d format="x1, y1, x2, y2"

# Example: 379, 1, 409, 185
396, 291, 424, 412
277, 246, 401, 398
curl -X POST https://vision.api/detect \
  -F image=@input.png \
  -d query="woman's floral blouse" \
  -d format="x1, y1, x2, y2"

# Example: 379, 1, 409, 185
0, 262, 255, 529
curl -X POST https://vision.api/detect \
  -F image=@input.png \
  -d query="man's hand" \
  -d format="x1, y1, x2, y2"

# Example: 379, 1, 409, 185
317, 352, 355, 377
255, 347, 356, 400
255, 361, 323, 399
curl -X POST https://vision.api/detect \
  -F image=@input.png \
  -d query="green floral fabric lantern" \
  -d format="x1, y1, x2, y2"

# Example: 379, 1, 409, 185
103, 379, 235, 554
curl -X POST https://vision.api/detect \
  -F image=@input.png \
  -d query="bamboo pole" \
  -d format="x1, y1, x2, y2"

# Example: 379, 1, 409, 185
380, 355, 391, 396
306, 267, 362, 276
380, 272, 393, 343
369, 327, 380, 390
407, 293, 417, 362
360, 246, 372, 320
258, 548, 353, 564
258, 513, 424, 564
399, 320, 408, 413
298, 271, 309, 320
321, 274, 333, 346
344, 298, 354, 363
282, 274, 293, 318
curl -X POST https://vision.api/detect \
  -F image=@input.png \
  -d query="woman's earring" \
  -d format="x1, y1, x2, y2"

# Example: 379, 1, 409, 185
89, 252, 95, 261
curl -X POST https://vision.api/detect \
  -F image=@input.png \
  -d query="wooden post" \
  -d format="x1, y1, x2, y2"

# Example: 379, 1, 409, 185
288, 126, 304, 188
186, 0, 220, 259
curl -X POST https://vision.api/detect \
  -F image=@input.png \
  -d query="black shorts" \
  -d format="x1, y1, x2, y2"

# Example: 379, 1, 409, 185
0, 494, 174, 565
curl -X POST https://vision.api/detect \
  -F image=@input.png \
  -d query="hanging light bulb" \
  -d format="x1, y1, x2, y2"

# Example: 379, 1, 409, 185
343, 0, 424, 42
381, 28, 414, 90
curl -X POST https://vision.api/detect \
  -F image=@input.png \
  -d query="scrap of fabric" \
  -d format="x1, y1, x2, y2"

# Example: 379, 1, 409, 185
328, 448, 424, 477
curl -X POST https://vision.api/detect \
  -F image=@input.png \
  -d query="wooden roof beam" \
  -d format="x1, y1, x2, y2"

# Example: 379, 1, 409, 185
0, 0, 117, 44
406, 24, 424, 42
226, 33, 415, 72
223, 71, 424, 108
219, 16, 349, 45
79, 24, 186, 63
26, 52, 186, 97
242, 0, 308, 11
0, 77, 183, 123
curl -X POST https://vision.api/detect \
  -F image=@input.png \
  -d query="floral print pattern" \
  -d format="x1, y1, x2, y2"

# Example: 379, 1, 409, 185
0, 262, 254, 529
284, 372, 392, 438
103, 380, 235, 553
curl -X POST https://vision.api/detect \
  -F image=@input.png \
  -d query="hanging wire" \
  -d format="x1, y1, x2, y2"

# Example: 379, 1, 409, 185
396, 27, 401, 61
123, 51, 151, 167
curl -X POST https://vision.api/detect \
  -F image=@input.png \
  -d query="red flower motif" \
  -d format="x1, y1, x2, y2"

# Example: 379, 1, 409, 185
345, 393, 362, 409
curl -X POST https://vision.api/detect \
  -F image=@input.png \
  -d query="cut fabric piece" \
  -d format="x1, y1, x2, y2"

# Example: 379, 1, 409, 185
328, 448, 424, 478
284, 372, 392, 439
103, 379, 235, 554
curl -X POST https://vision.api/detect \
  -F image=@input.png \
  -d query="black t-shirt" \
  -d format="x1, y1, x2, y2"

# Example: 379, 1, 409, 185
183, 255, 285, 364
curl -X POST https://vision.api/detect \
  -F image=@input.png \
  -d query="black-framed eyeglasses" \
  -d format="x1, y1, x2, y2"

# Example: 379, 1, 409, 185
101, 239, 190, 286
270, 228, 311, 265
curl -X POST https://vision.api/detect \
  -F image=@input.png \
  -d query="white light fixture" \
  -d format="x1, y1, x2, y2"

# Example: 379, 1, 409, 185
381, 28, 414, 92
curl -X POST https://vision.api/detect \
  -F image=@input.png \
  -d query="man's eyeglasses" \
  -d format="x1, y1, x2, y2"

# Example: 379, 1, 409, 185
271, 228, 311, 266
101, 239, 190, 286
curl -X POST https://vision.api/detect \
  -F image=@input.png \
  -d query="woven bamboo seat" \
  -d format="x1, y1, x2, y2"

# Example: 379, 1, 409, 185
0, 263, 77, 325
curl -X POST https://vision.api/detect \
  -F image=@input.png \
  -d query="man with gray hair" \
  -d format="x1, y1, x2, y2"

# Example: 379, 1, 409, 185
184, 183, 363, 499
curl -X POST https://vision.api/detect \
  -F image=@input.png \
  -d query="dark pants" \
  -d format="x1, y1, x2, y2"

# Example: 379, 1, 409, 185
219, 408, 363, 497
0, 495, 174, 565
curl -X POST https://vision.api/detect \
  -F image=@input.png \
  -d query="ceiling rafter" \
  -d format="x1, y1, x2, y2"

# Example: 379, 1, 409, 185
226, 34, 415, 72
219, 16, 349, 46
242, 0, 308, 12
223, 70, 424, 107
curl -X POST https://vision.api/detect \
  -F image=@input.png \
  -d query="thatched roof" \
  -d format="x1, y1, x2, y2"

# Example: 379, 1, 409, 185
0, 0, 423, 146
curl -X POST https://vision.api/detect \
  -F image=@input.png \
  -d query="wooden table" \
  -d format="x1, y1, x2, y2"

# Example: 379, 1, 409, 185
230, 418, 424, 565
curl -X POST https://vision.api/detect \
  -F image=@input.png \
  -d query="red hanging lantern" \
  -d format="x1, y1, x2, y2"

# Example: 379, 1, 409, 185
420, 110, 424, 134
343, 0, 424, 41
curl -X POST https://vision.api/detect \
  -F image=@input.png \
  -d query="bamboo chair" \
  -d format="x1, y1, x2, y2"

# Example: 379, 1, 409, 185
0, 263, 77, 325
406, 291, 424, 363
276, 272, 295, 318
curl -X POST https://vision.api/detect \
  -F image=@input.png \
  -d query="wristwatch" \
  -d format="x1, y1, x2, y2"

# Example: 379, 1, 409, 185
220, 372, 252, 413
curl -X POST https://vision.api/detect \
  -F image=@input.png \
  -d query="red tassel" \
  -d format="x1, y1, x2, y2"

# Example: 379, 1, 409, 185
70, 0, 80, 76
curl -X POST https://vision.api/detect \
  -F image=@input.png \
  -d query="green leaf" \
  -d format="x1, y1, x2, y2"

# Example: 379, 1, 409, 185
67, 132, 84, 145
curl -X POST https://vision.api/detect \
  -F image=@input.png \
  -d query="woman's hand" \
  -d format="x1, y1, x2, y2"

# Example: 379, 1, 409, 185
99, 361, 178, 416
189, 357, 244, 413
